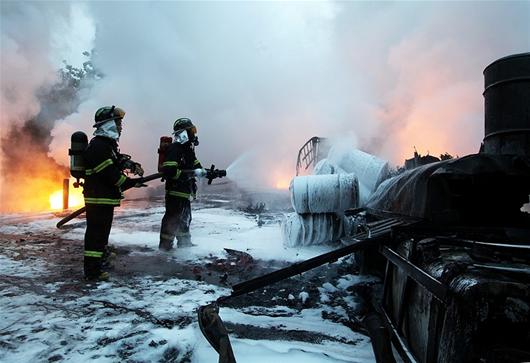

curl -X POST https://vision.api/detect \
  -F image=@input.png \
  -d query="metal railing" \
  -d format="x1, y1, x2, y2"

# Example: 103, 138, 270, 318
296, 137, 327, 176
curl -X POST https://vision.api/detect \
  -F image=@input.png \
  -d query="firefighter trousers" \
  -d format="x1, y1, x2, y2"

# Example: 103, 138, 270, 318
84, 204, 114, 278
159, 195, 192, 250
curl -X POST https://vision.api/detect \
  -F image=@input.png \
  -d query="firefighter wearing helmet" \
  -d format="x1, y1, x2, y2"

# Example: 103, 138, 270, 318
83, 106, 142, 280
159, 117, 206, 250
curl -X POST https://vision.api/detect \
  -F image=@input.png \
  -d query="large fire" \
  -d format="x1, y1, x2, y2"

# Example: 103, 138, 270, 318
0, 133, 78, 213
49, 180, 85, 210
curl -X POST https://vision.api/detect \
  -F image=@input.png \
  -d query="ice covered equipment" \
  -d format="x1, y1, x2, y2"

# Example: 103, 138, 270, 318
281, 212, 345, 247
327, 146, 390, 203
290, 173, 359, 214
313, 158, 346, 175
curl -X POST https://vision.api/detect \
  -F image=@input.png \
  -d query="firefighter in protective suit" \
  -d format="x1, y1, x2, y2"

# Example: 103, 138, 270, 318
83, 106, 142, 280
159, 118, 206, 250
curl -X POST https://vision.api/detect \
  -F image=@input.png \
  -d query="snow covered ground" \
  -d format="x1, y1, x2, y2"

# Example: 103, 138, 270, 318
0, 192, 377, 363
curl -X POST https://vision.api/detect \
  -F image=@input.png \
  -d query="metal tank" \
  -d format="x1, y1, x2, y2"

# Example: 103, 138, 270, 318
483, 52, 530, 156
290, 173, 359, 214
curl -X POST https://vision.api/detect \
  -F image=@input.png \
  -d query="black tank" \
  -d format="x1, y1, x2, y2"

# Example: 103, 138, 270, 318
483, 52, 530, 156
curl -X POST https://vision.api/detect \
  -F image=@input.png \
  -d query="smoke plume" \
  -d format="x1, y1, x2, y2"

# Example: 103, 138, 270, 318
1, 1, 529, 211
0, 2, 95, 212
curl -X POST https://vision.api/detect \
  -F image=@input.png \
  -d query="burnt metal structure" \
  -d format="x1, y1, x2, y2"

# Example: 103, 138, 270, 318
404, 151, 441, 170
349, 210, 530, 363
295, 136, 330, 176
199, 53, 530, 363
360, 52, 530, 363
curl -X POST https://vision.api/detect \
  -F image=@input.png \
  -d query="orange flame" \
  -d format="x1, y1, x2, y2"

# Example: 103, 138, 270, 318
275, 177, 291, 190
271, 165, 293, 190
0, 138, 73, 213
49, 180, 85, 210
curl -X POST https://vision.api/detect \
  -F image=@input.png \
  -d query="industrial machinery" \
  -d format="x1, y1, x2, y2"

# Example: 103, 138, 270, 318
199, 53, 530, 362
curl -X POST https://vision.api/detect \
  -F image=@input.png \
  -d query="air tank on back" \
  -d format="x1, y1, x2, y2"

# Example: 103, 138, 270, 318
483, 52, 530, 156
69, 131, 88, 181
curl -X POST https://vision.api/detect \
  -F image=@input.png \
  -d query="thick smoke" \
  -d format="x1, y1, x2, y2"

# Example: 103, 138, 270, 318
50, 2, 348, 181
336, 2, 530, 161
0, 2, 95, 212
50, 2, 528, 176
2, 2, 529, 210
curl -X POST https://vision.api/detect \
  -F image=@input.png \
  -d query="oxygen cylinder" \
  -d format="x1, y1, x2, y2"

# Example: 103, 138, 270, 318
69, 131, 88, 180
158, 136, 173, 172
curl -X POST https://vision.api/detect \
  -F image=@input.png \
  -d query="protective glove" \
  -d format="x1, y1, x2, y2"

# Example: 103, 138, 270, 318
121, 177, 147, 190
194, 168, 207, 178
131, 162, 144, 177
118, 154, 144, 177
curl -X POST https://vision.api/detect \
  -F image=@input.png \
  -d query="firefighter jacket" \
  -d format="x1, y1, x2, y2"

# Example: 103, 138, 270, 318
162, 142, 202, 200
83, 136, 128, 206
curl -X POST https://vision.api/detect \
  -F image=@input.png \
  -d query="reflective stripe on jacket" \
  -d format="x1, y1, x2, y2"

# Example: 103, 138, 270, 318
83, 136, 128, 206
162, 142, 202, 199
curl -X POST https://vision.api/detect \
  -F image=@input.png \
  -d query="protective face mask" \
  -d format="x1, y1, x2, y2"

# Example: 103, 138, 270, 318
173, 129, 189, 144
94, 120, 120, 140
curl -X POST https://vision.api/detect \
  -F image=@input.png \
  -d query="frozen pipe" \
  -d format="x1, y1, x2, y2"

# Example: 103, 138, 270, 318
290, 173, 359, 214
327, 146, 390, 202
281, 212, 344, 247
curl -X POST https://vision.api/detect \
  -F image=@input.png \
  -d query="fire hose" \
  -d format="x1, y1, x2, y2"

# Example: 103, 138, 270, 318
56, 172, 163, 228
56, 166, 226, 229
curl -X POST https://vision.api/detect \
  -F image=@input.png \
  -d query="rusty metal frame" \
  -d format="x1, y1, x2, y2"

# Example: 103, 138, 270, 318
378, 297, 418, 363
425, 299, 443, 363
380, 246, 449, 304
378, 243, 449, 363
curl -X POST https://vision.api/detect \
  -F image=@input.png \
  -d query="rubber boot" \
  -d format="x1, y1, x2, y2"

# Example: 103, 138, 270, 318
159, 238, 174, 251
177, 234, 195, 248
101, 246, 117, 271
84, 256, 102, 280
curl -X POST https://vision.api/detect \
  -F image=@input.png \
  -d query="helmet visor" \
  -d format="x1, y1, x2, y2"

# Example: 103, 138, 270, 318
173, 129, 189, 144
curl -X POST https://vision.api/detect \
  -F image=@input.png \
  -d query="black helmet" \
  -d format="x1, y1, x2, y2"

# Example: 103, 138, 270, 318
93, 106, 126, 127
173, 118, 197, 134
173, 117, 199, 146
